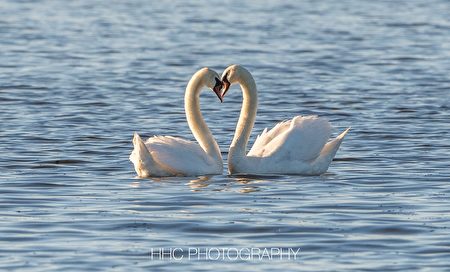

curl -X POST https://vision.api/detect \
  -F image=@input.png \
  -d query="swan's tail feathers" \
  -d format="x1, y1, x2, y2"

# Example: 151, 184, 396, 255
324, 127, 350, 157
336, 127, 351, 141
313, 127, 350, 173
129, 133, 160, 177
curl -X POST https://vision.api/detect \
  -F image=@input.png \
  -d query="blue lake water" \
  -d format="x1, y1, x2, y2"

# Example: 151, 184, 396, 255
1, 0, 449, 270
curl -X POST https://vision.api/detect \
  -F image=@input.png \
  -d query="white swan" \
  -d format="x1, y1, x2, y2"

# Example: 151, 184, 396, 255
220, 64, 350, 175
130, 68, 224, 177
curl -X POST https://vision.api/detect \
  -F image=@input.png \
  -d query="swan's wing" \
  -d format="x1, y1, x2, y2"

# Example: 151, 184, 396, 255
248, 120, 292, 157
249, 116, 331, 162
144, 135, 216, 175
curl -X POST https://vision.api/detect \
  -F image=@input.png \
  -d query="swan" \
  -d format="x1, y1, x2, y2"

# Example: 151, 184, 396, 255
129, 68, 224, 177
220, 64, 350, 175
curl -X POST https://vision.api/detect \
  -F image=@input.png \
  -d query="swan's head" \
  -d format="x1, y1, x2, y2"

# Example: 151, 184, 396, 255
220, 64, 251, 101
201, 68, 224, 102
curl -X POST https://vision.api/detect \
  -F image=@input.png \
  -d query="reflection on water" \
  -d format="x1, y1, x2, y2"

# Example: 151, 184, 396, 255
188, 176, 212, 191
1, 0, 450, 271
233, 177, 267, 194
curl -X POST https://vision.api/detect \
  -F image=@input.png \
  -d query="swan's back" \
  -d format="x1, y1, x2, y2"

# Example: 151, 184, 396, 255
145, 135, 220, 176
130, 133, 221, 177
248, 116, 331, 162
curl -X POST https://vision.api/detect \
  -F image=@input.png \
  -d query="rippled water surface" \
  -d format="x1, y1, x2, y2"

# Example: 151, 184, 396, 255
1, 0, 450, 271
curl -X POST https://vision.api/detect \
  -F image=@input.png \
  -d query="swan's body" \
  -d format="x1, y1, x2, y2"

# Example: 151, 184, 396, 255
221, 65, 349, 175
130, 68, 223, 177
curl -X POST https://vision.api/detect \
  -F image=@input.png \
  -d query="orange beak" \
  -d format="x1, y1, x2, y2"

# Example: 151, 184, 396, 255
221, 75, 230, 101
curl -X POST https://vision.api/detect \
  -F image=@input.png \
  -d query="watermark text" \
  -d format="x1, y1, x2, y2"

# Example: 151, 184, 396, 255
149, 247, 301, 261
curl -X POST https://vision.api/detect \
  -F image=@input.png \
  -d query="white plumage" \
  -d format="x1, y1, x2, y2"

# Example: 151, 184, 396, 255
129, 68, 223, 177
221, 65, 349, 175
130, 134, 220, 177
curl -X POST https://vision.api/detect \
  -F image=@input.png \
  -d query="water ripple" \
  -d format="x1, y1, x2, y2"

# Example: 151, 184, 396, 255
1, 0, 449, 271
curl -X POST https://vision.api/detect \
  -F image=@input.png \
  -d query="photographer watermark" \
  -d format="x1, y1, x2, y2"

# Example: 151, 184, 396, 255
149, 247, 301, 261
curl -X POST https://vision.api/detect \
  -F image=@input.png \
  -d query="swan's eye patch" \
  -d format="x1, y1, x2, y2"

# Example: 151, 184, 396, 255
214, 77, 222, 88
213, 77, 224, 103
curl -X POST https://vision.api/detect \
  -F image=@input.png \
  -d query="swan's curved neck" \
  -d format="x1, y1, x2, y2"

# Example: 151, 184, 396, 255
229, 71, 258, 160
185, 73, 221, 163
